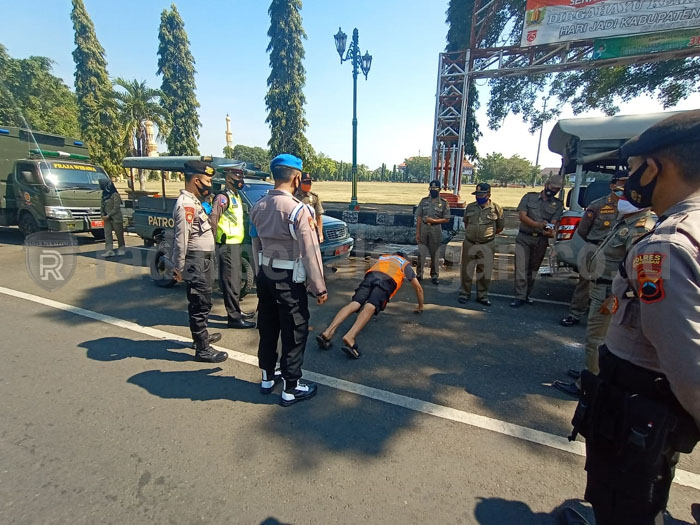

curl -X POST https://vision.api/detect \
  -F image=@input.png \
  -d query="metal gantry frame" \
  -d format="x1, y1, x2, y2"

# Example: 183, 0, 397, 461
430, 0, 700, 200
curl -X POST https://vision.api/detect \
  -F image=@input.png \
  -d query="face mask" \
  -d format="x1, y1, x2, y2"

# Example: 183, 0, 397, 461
301, 182, 312, 193
617, 198, 642, 215
476, 196, 489, 205
613, 189, 624, 198
195, 179, 212, 197
624, 161, 657, 209
429, 189, 439, 198
543, 187, 556, 198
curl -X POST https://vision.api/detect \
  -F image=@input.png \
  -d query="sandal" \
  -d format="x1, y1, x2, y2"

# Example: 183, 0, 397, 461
341, 343, 361, 359
316, 334, 332, 350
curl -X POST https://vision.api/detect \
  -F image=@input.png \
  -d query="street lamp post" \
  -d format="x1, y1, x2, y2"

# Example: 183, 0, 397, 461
334, 27, 372, 210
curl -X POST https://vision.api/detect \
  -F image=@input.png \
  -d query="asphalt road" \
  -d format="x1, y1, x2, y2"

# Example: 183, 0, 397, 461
0, 228, 698, 524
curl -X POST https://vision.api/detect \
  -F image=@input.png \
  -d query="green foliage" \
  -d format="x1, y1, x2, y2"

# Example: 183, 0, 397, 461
0, 45, 80, 136
477, 152, 537, 186
158, 4, 201, 156
231, 144, 271, 169
471, 1, 700, 131
70, 0, 122, 175
222, 146, 235, 158
265, 0, 309, 163
113, 78, 168, 156
403, 156, 432, 183
445, 0, 481, 159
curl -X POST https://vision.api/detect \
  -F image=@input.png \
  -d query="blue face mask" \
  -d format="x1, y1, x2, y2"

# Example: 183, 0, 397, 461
613, 190, 624, 197
476, 195, 489, 205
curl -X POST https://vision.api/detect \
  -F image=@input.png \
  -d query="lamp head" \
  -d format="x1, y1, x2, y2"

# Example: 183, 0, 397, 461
361, 51, 372, 79
334, 27, 347, 60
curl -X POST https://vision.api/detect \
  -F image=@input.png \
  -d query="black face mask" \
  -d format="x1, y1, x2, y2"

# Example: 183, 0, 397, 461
624, 160, 657, 209
429, 189, 439, 198
195, 179, 212, 197
543, 187, 556, 198
230, 179, 244, 191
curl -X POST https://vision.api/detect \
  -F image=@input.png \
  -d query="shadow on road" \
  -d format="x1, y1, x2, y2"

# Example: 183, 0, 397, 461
79, 337, 193, 362
474, 497, 593, 525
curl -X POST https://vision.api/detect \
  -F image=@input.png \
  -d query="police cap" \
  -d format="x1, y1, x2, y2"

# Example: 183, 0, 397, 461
184, 160, 215, 176
429, 179, 441, 189
621, 110, 700, 158
270, 154, 303, 174
472, 182, 491, 194
301, 172, 312, 183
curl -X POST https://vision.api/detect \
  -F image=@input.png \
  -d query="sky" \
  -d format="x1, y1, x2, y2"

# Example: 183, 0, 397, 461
2, 0, 699, 170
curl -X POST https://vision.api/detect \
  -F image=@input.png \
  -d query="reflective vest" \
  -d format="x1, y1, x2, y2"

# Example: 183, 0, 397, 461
367, 254, 409, 298
216, 191, 245, 244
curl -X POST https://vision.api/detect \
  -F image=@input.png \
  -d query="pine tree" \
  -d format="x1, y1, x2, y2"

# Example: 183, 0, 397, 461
157, 4, 200, 156
265, 0, 310, 164
446, 0, 481, 160
70, 0, 121, 175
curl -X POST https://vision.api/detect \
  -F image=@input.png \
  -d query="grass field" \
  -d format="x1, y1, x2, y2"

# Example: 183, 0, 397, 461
114, 180, 539, 208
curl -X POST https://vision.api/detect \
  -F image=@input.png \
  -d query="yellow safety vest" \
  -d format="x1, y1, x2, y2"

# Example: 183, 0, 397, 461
216, 191, 245, 244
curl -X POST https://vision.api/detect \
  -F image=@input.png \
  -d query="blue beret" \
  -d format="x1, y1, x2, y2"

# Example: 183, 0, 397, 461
270, 154, 303, 174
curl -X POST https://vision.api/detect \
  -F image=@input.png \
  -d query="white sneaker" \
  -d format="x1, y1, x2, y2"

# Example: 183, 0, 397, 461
280, 380, 317, 406
116, 247, 126, 256
103, 250, 116, 258
260, 369, 282, 394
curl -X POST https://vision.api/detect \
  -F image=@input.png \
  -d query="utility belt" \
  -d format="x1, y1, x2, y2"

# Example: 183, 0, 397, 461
570, 345, 699, 455
186, 251, 214, 261
466, 237, 495, 245
518, 230, 544, 237
591, 278, 613, 285
259, 254, 306, 283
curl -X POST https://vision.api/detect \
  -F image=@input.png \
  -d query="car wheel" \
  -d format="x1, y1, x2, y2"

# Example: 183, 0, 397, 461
91, 229, 105, 240
240, 256, 254, 298
150, 248, 176, 288
18, 212, 39, 237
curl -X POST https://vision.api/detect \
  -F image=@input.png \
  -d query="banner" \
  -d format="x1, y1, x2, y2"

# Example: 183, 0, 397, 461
521, 0, 700, 47
593, 27, 700, 58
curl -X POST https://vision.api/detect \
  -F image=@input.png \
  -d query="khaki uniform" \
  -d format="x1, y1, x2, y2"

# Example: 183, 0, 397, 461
416, 196, 451, 278
294, 189, 324, 218
250, 189, 325, 386
101, 191, 125, 252
578, 209, 655, 383
568, 194, 619, 320
514, 192, 563, 299
605, 195, 700, 427
460, 200, 504, 299
171, 189, 216, 348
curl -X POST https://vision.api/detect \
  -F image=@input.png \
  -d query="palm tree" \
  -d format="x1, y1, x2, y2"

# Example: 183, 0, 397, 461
113, 78, 169, 190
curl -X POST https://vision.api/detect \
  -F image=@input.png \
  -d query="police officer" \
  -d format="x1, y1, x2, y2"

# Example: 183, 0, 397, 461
209, 169, 255, 329
511, 175, 564, 307
561, 174, 626, 327
458, 183, 504, 306
171, 160, 227, 363
554, 197, 654, 397
294, 172, 324, 243
416, 180, 451, 284
569, 111, 700, 525
251, 154, 327, 406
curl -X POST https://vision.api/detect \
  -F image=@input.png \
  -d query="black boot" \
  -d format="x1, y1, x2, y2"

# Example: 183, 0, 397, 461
189, 332, 222, 349
194, 334, 228, 363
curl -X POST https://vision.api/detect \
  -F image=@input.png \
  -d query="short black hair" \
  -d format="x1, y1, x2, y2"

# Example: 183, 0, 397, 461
272, 165, 299, 181
656, 141, 700, 182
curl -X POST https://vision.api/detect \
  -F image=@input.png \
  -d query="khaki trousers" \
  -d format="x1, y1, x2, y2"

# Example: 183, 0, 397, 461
583, 283, 612, 377
568, 274, 590, 320
417, 225, 442, 278
460, 239, 495, 299
514, 233, 549, 300
104, 215, 125, 251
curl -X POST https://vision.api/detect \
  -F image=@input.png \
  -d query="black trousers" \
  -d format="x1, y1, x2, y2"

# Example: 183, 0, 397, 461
183, 253, 214, 347
256, 265, 309, 389
217, 243, 242, 321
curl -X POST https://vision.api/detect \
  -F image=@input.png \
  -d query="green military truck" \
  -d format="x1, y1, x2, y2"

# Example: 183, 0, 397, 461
0, 126, 110, 237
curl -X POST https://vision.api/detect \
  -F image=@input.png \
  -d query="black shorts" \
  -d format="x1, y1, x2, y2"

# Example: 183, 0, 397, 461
351, 271, 397, 315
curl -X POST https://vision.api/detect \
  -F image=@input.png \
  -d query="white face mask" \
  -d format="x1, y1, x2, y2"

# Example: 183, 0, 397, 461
617, 198, 641, 215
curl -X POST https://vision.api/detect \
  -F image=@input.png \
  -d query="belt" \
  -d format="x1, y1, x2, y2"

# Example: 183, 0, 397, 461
186, 251, 213, 260
519, 231, 542, 237
592, 278, 613, 285
466, 238, 495, 244
261, 255, 295, 270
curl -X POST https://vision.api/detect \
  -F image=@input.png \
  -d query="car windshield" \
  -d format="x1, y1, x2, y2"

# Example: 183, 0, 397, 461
40, 161, 109, 189
243, 183, 271, 205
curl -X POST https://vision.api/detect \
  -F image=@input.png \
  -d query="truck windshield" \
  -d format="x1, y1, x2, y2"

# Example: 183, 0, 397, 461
39, 161, 109, 189
243, 183, 271, 205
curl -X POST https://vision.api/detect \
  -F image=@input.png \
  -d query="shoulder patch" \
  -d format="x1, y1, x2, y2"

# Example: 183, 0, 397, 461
184, 206, 195, 224
585, 210, 595, 218
633, 253, 665, 304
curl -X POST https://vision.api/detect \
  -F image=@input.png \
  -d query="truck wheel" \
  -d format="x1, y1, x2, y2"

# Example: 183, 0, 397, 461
91, 229, 105, 240
150, 248, 176, 288
18, 213, 39, 237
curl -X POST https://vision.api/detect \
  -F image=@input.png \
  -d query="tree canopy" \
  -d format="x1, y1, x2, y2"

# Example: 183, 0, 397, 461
0, 45, 80, 136
476, 152, 539, 187
70, 0, 122, 175
265, 0, 311, 165
157, 3, 201, 156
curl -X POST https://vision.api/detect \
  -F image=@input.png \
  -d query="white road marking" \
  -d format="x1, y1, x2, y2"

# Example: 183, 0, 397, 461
0, 285, 698, 492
